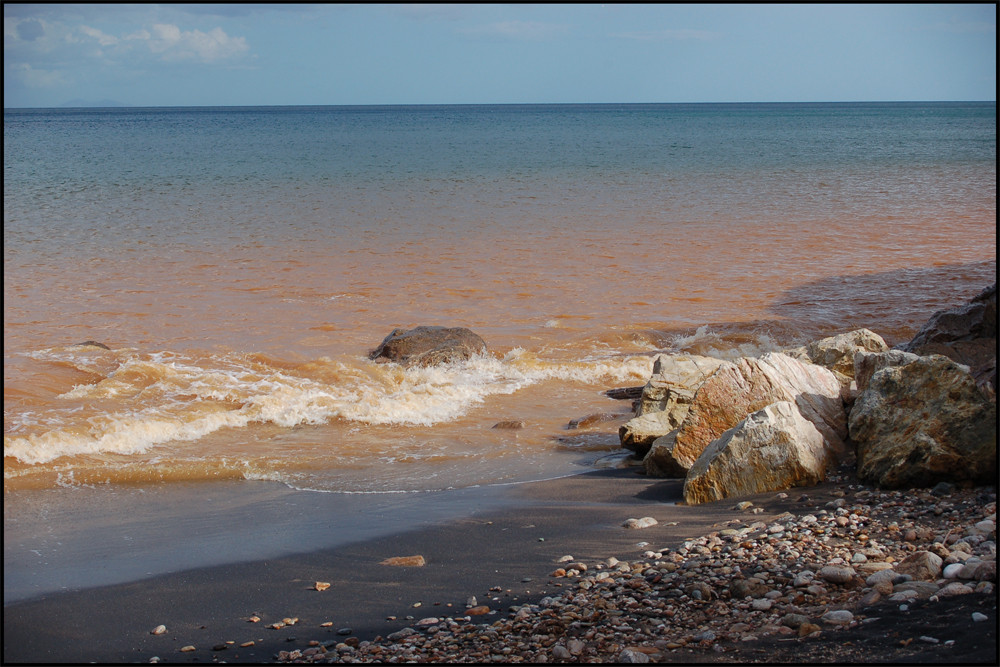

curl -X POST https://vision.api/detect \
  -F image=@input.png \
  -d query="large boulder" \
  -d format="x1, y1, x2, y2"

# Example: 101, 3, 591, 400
644, 352, 847, 477
683, 401, 832, 505
369, 326, 487, 367
900, 283, 997, 369
849, 354, 997, 489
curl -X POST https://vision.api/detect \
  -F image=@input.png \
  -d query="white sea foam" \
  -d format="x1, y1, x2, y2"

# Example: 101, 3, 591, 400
5, 346, 653, 466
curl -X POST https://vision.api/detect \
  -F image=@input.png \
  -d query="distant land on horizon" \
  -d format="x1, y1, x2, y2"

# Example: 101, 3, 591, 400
58, 99, 131, 108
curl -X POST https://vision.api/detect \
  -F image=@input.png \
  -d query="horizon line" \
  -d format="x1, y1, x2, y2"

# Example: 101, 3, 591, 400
6, 99, 997, 111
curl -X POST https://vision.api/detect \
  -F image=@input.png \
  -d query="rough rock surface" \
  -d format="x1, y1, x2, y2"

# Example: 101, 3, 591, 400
635, 354, 728, 418
644, 353, 846, 478
789, 328, 889, 381
368, 326, 487, 367
620, 354, 728, 458
683, 402, 832, 505
901, 283, 997, 369
849, 354, 997, 489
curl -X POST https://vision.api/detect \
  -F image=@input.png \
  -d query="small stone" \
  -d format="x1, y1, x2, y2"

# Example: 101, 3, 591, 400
551, 645, 571, 660
618, 648, 651, 663
467, 606, 491, 616
799, 622, 821, 637
380, 555, 426, 567
623, 517, 658, 529
239, 641, 255, 648
314, 581, 331, 591
818, 565, 856, 584
821, 610, 854, 625
919, 636, 940, 644
735, 501, 754, 511
179, 646, 196, 652
150, 625, 167, 635
337, 628, 352, 636
972, 612, 989, 622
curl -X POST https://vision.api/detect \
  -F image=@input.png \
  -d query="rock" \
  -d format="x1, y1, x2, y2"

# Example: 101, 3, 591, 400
619, 411, 682, 459
75, 340, 111, 350
817, 565, 857, 584
853, 349, 920, 393
894, 551, 943, 581
150, 625, 167, 635
314, 582, 331, 591
368, 326, 487, 367
566, 413, 619, 429
804, 329, 889, 380
551, 645, 571, 660
684, 401, 836, 505
644, 353, 847, 477
492, 420, 524, 429
635, 354, 728, 418
937, 582, 975, 596
821, 610, 854, 626
971, 560, 996, 581
623, 517, 658, 529
780, 613, 809, 629
901, 283, 997, 368
798, 622, 821, 637
380, 555, 426, 567
849, 354, 997, 488
972, 612, 989, 622
618, 648, 651, 663
730, 578, 770, 599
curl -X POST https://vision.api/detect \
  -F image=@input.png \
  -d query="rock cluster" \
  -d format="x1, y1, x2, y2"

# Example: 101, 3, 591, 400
617, 284, 997, 504
277, 483, 995, 664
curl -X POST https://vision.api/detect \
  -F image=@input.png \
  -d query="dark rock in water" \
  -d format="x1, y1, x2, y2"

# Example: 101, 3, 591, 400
900, 283, 996, 368
604, 386, 644, 401
566, 413, 621, 430
368, 326, 487, 367
492, 420, 525, 430
74, 340, 111, 350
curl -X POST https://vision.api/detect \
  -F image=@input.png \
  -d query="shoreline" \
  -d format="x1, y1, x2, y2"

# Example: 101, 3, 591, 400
7, 465, 994, 664
1, 467, 796, 663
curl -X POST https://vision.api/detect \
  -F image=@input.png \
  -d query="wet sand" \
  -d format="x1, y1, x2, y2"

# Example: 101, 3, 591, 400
3, 467, 826, 664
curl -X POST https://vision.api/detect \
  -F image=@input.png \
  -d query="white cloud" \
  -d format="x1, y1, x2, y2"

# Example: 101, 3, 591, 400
613, 29, 721, 42
130, 23, 249, 62
461, 20, 568, 42
79, 25, 119, 47
6, 62, 66, 88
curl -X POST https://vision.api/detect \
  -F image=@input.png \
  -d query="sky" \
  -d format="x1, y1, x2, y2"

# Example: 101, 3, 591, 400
3, 3, 996, 108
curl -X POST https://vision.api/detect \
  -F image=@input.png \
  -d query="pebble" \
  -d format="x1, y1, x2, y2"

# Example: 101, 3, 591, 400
314, 582, 331, 591
150, 625, 167, 635
274, 484, 996, 665
972, 612, 989, 622
622, 517, 658, 529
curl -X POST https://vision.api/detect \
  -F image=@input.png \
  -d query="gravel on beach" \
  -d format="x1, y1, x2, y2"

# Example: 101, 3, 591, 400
272, 467, 996, 665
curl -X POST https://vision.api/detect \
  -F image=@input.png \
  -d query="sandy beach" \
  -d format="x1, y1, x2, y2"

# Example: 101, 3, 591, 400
3, 464, 996, 664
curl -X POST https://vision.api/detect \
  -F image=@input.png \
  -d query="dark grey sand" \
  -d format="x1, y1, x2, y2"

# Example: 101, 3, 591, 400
3, 467, 996, 664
